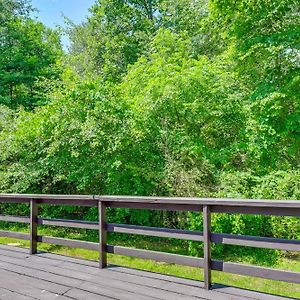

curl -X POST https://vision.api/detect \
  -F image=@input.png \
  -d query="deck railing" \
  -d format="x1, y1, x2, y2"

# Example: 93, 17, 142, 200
0, 194, 299, 290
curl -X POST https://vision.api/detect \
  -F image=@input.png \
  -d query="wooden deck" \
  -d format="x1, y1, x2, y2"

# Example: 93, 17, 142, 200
0, 245, 293, 300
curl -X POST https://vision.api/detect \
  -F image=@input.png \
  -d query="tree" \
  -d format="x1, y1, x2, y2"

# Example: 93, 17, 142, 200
67, 0, 210, 81
209, 0, 300, 172
0, 0, 62, 109
67, 0, 160, 81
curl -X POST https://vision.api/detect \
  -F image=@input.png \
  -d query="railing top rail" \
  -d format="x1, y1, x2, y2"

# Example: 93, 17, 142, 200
98, 195, 300, 208
0, 194, 299, 208
0, 194, 94, 201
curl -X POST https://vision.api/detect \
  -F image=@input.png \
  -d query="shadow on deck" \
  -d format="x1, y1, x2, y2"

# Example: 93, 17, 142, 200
0, 245, 294, 300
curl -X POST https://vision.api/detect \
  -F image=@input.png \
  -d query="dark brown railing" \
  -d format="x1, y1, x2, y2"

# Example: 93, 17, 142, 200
0, 194, 299, 291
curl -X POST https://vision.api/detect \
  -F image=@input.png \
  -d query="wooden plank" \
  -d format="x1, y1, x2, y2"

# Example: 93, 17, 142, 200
105, 268, 226, 300
37, 218, 98, 229
1, 193, 300, 209
76, 281, 204, 300
0, 249, 205, 300
0, 246, 276, 300
97, 195, 300, 209
0, 230, 29, 240
71, 281, 158, 300
106, 245, 204, 268
0, 254, 87, 288
107, 266, 289, 300
106, 223, 203, 241
106, 201, 201, 211
0, 259, 84, 287
211, 284, 291, 300
211, 233, 300, 252
37, 235, 99, 251
0, 254, 150, 300
29, 199, 38, 255
0, 245, 293, 300
0, 245, 30, 254
203, 205, 211, 290
0, 215, 30, 223
99, 201, 107, 268
39, 198, 97, 207
0, 268, 73, 299
64, 288, 115, 300
0, 248, 30, 260
0, 267, 70, 295
1, 194, 300, 215
19, 252, 209, 299
109, 265, 203, 288
0, 194, 94, 201
0, 193, 96, 206
0, 287, 34, 300
212, 260, 300, 284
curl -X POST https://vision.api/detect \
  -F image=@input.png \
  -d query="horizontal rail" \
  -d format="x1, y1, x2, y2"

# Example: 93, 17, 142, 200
106, 245, 204, 268
0, 230, 29, 240
106, 223, 203, 241
0, 215, 30, 223
37, 235, 99, 251
0, 194, 94, 201
212, 260, 300, 284
37, 218, 98, 230
1, 194, 299, 216
98, 196, 300, 209
33, 219, 300, 252
0, 193, 300, 209
35, 220, 300, 252
106, 202, 201, 211
211, 233, 300, 252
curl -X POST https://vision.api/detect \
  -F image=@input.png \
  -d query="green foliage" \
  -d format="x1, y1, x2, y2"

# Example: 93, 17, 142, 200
209, 0, 300, 172
0, 0, 299, 263
67, 0, 211, 81
0, 81, 129, 193
67, 0, 160, 81
0, 0, 62, 109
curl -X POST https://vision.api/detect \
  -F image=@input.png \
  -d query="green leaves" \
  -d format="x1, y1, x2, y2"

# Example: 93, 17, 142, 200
0, 0, 299, 262
0, 0, 62, 109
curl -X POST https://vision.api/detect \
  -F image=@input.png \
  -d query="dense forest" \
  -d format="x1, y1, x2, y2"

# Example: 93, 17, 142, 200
0, 0, 299, 249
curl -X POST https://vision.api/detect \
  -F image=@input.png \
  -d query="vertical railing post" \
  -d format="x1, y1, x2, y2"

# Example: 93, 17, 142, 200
99, 200, 107, 268
203, 205, 212, 290
30, 199, 38, 255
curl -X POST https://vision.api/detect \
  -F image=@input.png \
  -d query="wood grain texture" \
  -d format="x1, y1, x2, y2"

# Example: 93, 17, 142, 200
37, 218, 98, 229
203, 205, 211, 290
0, 245, 293, 300
30, 199, 38, 255
211, 233, 300, 251
0, 230, 29, 240
0, 215, 30, 223
106, 223, 203, 241
212, 260, 300, 284
106, 245, 204, 268
37, 235, 99, 251
99, 201, 107, 268
1, 193, 299, 209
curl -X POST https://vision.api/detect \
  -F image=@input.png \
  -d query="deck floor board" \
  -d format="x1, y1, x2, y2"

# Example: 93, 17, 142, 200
0, 245, 294, 300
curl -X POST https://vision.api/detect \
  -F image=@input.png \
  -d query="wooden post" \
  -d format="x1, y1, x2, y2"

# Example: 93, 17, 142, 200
203, 205, 211, 290
99, 201, 107, 268
30, 199, 38, 254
